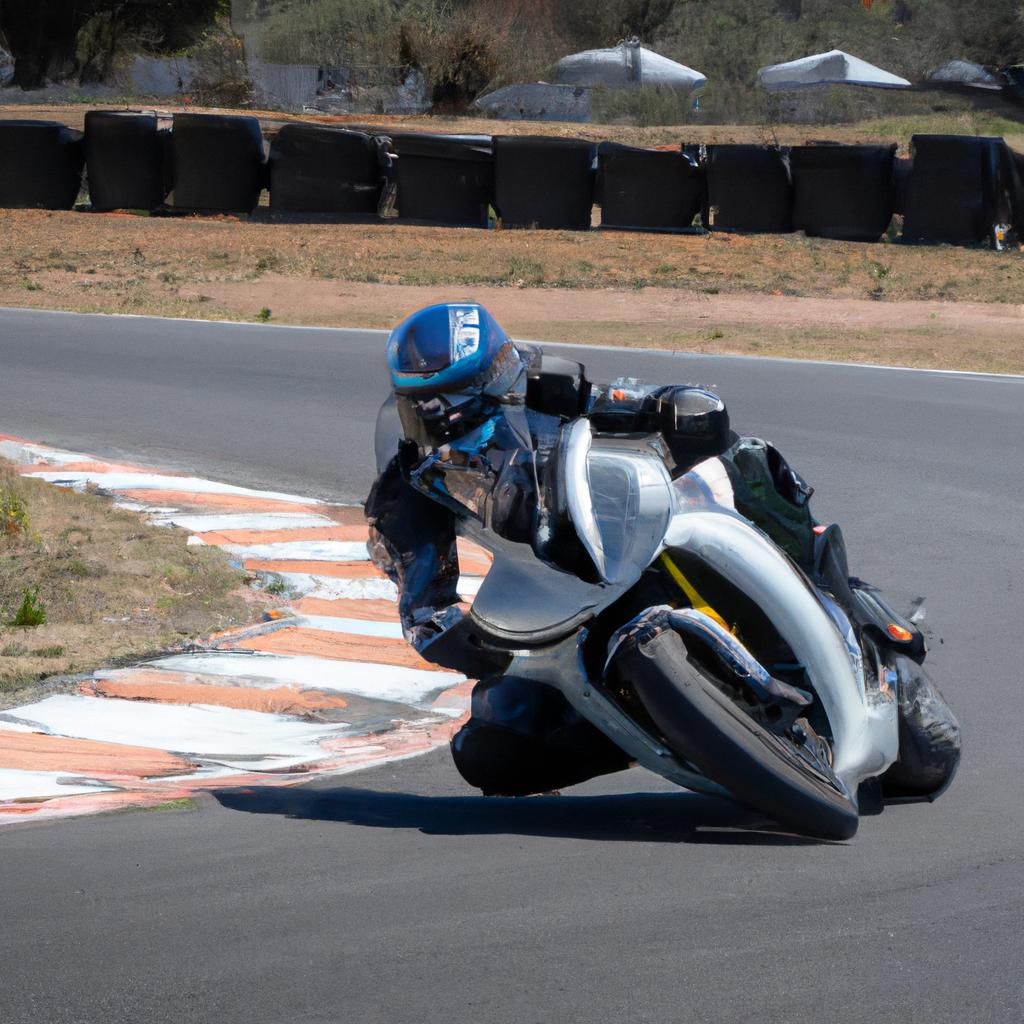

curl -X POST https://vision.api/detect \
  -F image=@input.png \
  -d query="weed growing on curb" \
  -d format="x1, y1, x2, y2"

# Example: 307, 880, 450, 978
263, 576, 287, 595
10, 589, 47, 628
256, 306, 272, 322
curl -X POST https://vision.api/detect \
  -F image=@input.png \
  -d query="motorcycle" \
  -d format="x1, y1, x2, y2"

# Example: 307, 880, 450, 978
428, 417, 958, 841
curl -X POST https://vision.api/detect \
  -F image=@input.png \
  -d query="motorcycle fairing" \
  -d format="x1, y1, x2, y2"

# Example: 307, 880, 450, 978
467, 420, 678, 642
565, 426, 899, 790
662, 507, 899, 790
471, 417, 900, 794
563, 418, 677, 586
466, 530, 609, 643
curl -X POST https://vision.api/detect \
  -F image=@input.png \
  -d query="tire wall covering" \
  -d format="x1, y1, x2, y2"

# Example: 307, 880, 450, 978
169, 113, 266, 213
892, 156, 913, 215
902, 134, 1017, 244
597, 142, 705, 230
705, 144, 792, 233
0, 110, 1019, 249
493, 136, 595, 230
0, 120, 84, 209
84, 111, 166, 211
269, 123, 381, 215
1013, 149, 1024, 232
390, 133, 494, 226
790, 143, 897, 242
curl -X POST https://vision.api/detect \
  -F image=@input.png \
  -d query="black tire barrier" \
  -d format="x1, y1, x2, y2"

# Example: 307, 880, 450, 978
0, 120, 83, 210
493, 136, 595, 230
84, 111, 167, 212
597, 142, 705, 231
903, 135, 1018, 245
790, 144, 897, 242
169, 113, 266, 214
1013, 149, 1024, 233
892, 156, 913, 215
387, 132, 494, 227
1, 112, 1020, 253
269, 123, 381, 215
705, 145, 792, 233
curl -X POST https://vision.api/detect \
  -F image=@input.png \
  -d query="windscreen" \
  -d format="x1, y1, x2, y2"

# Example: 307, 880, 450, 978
563, 421, 675, 585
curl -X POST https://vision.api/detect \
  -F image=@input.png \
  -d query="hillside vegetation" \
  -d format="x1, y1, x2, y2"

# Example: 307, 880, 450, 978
0, 0, 229, 89
3, 0, 1023, 122
236, 0, 1024, 120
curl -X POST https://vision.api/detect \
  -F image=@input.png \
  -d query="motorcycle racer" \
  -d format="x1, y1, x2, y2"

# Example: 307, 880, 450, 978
366, 303, 960, 802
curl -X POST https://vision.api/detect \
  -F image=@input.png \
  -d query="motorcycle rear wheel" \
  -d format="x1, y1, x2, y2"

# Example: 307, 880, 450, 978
624, 628, 860, 841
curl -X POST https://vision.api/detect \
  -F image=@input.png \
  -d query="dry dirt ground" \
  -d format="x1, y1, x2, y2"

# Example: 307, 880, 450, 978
3, 208, 1022, 372
2, 104, 1022, 373
0, 460, 258, 694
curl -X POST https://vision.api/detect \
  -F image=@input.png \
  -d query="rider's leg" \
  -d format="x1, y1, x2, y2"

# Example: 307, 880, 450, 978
814, 525, 961, 798
880, 653, 962, 799
450, 673, 631, 796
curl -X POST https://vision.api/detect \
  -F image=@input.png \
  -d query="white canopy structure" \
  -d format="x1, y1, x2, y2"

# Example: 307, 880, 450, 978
928, 60, 1003, 91
757, 50, 911, 92
473, 83, 592, 122
556, 41, 706, 93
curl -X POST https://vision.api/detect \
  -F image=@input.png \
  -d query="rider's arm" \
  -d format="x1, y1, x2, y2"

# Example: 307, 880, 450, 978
366, 446, 513, 678
365, 445, 463, 653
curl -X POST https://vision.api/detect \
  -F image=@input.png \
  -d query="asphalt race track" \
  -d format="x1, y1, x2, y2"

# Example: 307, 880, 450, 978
1, 307, 1023, 1024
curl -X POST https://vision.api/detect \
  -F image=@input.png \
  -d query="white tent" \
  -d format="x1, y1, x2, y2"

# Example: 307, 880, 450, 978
556, 41, 706, 93
473, 83, 592, 122
757, 49, 911, 92
928, 59, 1003, 91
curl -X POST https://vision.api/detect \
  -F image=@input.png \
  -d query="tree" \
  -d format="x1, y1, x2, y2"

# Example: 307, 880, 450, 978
0, 0, 81, 89
0, 0, 228, 89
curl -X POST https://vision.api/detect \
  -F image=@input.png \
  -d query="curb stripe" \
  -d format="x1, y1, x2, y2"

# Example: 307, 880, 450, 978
1, 436, 478, 819
234, 628, 444, 671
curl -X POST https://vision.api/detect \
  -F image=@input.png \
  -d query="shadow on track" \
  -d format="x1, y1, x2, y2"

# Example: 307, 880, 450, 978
213, 786, 826, 845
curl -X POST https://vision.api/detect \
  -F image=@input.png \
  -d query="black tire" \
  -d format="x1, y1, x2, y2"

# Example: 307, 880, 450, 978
624, 628, 860, 840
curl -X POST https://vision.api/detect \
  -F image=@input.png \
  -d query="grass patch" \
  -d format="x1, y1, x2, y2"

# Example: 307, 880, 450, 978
145, 796, 198, 813
505, 257, 546, 286
0, 460, 259, 694
29, 645, 65, 658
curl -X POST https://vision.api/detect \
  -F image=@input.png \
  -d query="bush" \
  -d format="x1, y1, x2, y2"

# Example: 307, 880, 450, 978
1, 488, 29, 537
255, 0, 399, 68
9, 588, 46, 628
191, 18, 252, 107
592, 84, 696, 127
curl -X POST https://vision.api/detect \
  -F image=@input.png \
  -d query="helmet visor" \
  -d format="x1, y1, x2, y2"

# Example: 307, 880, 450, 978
390, 307, 481, 375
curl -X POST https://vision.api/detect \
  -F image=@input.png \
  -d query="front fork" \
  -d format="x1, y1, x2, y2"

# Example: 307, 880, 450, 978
503, 631, 732, 801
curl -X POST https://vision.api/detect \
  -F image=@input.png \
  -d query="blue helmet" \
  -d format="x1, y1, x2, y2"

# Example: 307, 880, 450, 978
387, 303, 524, 398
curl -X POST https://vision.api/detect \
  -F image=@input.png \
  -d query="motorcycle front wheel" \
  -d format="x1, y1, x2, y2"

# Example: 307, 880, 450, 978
619, 626, 860, 841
